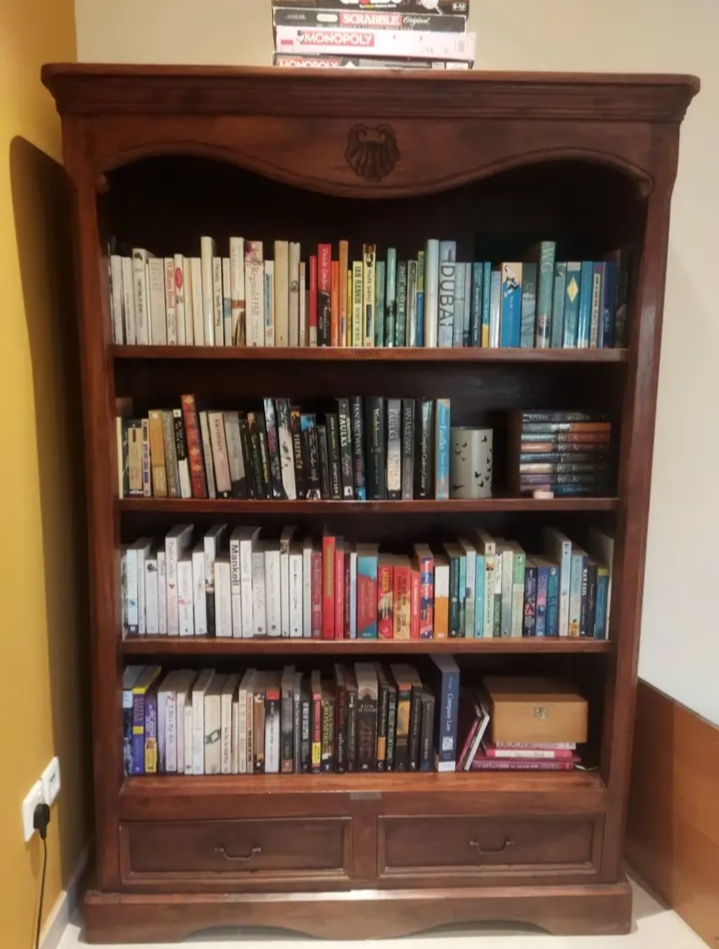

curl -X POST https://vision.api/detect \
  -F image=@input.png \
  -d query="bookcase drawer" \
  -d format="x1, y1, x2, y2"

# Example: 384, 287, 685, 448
379, 815, 601, 882
121, 818, 352, 886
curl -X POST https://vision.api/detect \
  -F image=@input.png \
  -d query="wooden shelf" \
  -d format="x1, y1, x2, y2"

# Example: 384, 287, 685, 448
112, 344, 629, 364
118, 497, 620, 515
122, 636, 611, 657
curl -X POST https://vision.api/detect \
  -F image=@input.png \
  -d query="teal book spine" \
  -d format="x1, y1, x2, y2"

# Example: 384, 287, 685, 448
474, 553, 485, 638
374, 260, 386, 347
589, 261, 603, 348
481, 261, 491, 347
434, 398, 450, 500
577, 261, 593, 348
595, 568, 610, 640
562, 262, 581, 347
520, 261, 537, 348
385, 248, 397, 348
550, 262, 567, 348
546, 565, 560, 637
357, 550, 378, 639
457, 553, 467, 637
452, 262, 466, 347
500, 262, 522, 348
395, 261, 407, 347
533, 241, 556, 348
416, 251, 425, 347
470, 263, 483, 347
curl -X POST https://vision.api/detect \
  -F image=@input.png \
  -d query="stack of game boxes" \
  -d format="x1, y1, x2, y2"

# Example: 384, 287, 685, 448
272, 1, 475, 70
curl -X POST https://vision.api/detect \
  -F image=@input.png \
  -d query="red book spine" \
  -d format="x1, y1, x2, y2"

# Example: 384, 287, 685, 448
410, 568, 421, 640
322, 534, 336, 639
311, 549, 322, 639
330, 260, 339, 346
334, 543, 345, 640
309, 255, 318, 346
377, 559, 393, 640
344, 553, 351, 638
180, 394, 208, 498
392, 559, 411, 640
457, 717, 481, 771
318, 244, 332, 346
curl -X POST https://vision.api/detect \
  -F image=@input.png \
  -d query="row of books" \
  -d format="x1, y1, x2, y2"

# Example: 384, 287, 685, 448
271, 0, 475, 70
121, 523, 613, 641
508, 411, 614, 498
124, 657, 461, 776
117, 395, 452, 502
109, 239, 629, 350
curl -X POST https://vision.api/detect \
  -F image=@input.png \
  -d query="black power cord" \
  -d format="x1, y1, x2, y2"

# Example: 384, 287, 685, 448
33, 803, 51, 949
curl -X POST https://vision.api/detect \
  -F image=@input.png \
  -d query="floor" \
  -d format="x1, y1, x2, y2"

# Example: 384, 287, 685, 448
56, 881, 707, 949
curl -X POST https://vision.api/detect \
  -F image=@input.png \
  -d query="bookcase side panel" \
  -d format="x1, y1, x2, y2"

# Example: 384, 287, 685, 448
62, 117, 124, 891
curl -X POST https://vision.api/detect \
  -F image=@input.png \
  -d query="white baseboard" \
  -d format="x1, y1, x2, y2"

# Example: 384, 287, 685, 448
40, 844, 90, 949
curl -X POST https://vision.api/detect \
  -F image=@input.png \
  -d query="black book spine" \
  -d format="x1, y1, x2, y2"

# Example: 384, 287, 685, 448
290, 407, 307, 500
356, 696, 377, 772
364, 396, 387, 500
386, 686, 397, 772
293, 683, 302, 774
257, 413, 272, 498
326, 413, 342, 500
414, 398, 435, 499
408, 684, 423, 771
281, 681, 294, 774
238, 415, 256, 499
584, 561, 598, 638
335, 679, 347, 773
350, 396, 367, 501
173, 410, 189, 492
263, 398, 284, 500
386, 399, 402, 500
317, 424, 331, 500
321, 689, 335, 772
376, 676, 389, 772
336, 399, 355, 499
302, 415, 322, 500
448, 554, 460, 637
580, 559, 590, 636
300, 690, 311, 773
419, 691, 435, 772
393, 685, 411, 772
275, 398, 294, 500
246, 413, 267, 500
401, 399, 415, 500
346, 687, 357, 772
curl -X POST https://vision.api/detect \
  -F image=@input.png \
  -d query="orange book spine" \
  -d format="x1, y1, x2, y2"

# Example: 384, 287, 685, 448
330, 261, 339, 347
393, 556, 411, 640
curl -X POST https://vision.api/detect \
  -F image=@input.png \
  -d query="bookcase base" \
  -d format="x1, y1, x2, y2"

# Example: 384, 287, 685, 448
83, 879, 632, 943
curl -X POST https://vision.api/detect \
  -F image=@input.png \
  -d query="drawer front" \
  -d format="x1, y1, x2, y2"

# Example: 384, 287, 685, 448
379, 815, 601, 882
121, 818, 352, 886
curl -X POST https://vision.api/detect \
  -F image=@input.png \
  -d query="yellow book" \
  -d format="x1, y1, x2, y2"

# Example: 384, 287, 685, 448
147, 410, 167, 497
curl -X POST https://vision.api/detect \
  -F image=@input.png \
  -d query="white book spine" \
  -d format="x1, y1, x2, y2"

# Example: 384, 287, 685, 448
192, 694, 205, 775
222, 257, 232, 345
144, 263, 152, 341
121, 256, 136, 345
200, 236, 217, 346
299, 261, 307, 347
184, 700, 193, 775
264, 260, 275, 346
204, 690, 222, 775
214, 556, 233, 638
302, 540, 313, 638
280, 532, 292, 638
157, 550, 167, 635
174, 254, 186, 345
275, 25, 476, 59
212, 256, 224, 346
229, 534, 243, 638
237, 681, 248, 775
288, 241, 300, 346
265, 547, 281, 637
231, 695, 239, 774
190, 257, 204, 345
110, 255, 124, 344
176, 689, 186, 774
145, 555, 159, 635
245, 241, 265, 347
252, 549, 267, 637
543, 529, 572, 638
425, 240, 439, 347
274, 240, 290, 346
182, 256, 194, 344
132, 249, 150, 344
164, 258, 177, 344
136, 542, 150, 636
221, 689, 234, 775
265, 703, 280, 774
349, 549, 358, 639
438, 242, 456, 347
125, 548, 139, 634
192, 545, 207, 636
164, 689, 177, 773
229, 237, 245, 346
148, 256, 167, 345
239, 534, 256, 638
177, 553, 195, 637
289, 550, 303, 638
166, 526, 192, 636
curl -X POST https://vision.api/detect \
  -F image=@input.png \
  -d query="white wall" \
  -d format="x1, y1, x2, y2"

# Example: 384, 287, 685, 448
74, 0, 719, 726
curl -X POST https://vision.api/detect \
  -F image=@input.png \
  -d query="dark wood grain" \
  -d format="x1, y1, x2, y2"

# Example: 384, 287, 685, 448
43, 64, 697, 942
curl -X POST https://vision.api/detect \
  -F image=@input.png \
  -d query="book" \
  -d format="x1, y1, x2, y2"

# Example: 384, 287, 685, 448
349, 396, 367, 501
414, 398, 434, 498
363, 244, 376, 346
401, 399, 415, 500
434, 398, 450, 500
274, 26, 477, 62
532, 241, 556, 348
437, 241, 456, 347
386, 398, 402, 499
395, 261, 407, 346
356, 543, 379, 639
355, 663, 378, 772
364, 396, 386, 500
245, 240, 265, 347
130, 667, 162, 774
377, 554, 394, 641
520, 261, 537, 347
385, 248, 397, 347
500, 262, 522, 347
429, 655, 460, 771
317, 244, 332, 346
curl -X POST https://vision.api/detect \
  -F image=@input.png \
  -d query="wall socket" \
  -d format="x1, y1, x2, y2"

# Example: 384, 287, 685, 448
42, 757, 61, 806
22, 782, 44, 843
22, 756, 61, 842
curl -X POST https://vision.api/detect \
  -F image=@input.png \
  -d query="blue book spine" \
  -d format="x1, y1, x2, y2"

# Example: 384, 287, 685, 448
577, 261, 594, 348
533, 241, 556, 348
385, 249, 397, 348
357, 551, 378, 639
375, 260, 386, 347
481, 261, 492, 348
595, 570, 610, 640
520, 261, 537, 348
589, 262, 603, 347
500, 263, 522, 348
601, 260, 618, 348
470, 263, 483, 347
489, 268, 501, 347
434, 398, 450, 500
131, 692, 147, 775
452, 262, 466, 347
123, 690, 135, 776
438, 241, 456, 347
535, 567, 549, 638
550, 262, 567, 348
562, 262, 581, 347
474, 553, 485, 638
416, 251, 425, 347
523, 564, 537, 637
395, 261, 407, 346
546, 566, 560, 637
432, 657, 460, 771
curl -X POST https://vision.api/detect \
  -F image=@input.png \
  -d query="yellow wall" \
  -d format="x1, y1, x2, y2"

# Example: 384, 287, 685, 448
0, 3, 88, 949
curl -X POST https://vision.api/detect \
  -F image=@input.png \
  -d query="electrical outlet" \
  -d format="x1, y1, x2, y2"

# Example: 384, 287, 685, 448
22, 782, 44, 843
42, 757, 61, 807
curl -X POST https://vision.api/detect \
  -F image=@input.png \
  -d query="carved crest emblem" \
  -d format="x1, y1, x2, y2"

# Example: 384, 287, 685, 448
345, 124, 400, 182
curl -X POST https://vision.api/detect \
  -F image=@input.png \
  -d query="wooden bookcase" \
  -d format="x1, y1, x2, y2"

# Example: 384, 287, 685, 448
42, 65, 698, 944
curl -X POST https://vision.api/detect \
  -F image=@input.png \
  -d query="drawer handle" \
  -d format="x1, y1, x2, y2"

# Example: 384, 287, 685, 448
469, 838, 514, 856
213, 845, 262, 863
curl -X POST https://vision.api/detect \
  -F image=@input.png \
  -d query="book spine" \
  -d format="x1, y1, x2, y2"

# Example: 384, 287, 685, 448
336, 398, 355, 499
435, 666, 459, 771
363, 244, 376, 346
590, 261, 603, 348
601, 260, 618, 348
577, 260, 593, 348
189, 257, 204, 345
322, 534, 336, 640
161, 411, 179, 498
374, 259, 386, 347
386, 399, 402, 500
144, 691, 158, 774
407, 259, 418, 347
274, 240, 289, 347
327, 413, 342, 500
420, 692, 435, 771
562, 261, 581, 347
330, 260, 339, 346
180, 395, 207, 498
595, 567, 610, 640
109, 256, 124, 343
208, 411, 232, 498
308, 255, 318, 346
377, 559, 393, 640
245, 241, 264, 346
274, 25, 475, 59
523, 564, 538, 636
311, 548, 322, 638
173, 409, 191, 499
131, 689, 147, 774
212, 256, 224, 346
550, 261, 567, 348
425, 240, 439, 347
229, 237, 246, 345
510, 549, 526, 638
148, 256, 167, 345
334, 544, 345, 640
416, 553, 434, 640
434, 398, 450, 500
546, 565, 560, 636
199, 237, 216, 345
469, 261, 482, 347
416, 250, 426, 346
535, 566, 549, 637
356, 694, 377, 772
415, 399, 434, 499
317, 424, 330, 499
338, 239, 349, 346
394, 261, 407, 346
274, 9, 468, 29
401, 399, 415, 500
198, 413, 216, 499
263, 398, 284, 499
534, 241, 556, 348
351, 260, 363, 347
408, 683, 424, 768
120, 256, 136, 344
302, 542, 313, 638
365, 396, 386, 500
519, 261, 537, 347
164, 257, 178, 344
437, 242, 456, 348
385, 248, 397, 347
264, 260, 275, 346
357, 551, 378, 639
500, 262, 522, 347
317, 244, 332, 346
393, 561, 411, 640
349, 396, 366, 501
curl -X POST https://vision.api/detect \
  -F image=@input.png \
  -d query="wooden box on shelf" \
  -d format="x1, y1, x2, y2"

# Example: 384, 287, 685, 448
42, 64, 698, 944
